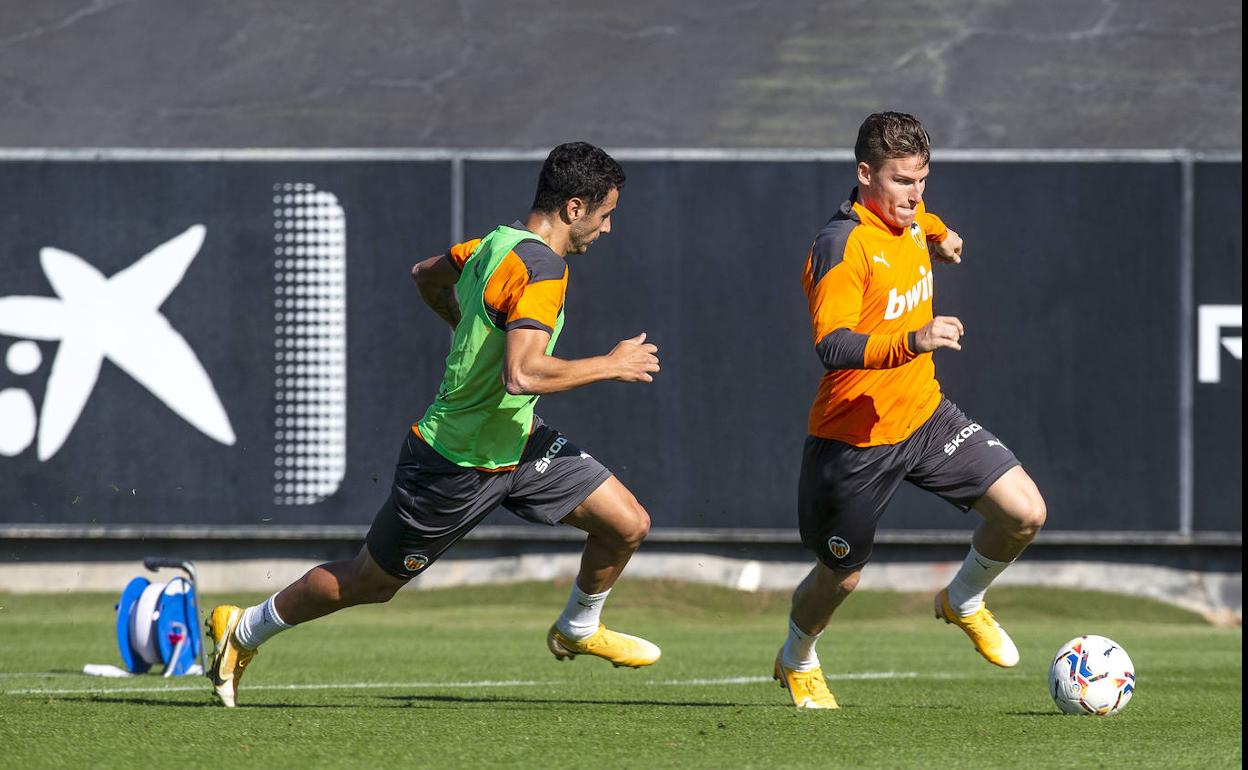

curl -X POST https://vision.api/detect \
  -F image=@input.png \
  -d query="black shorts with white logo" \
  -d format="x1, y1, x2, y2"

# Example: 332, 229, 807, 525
366, 419, 612, 579
798, 398, 1020, 571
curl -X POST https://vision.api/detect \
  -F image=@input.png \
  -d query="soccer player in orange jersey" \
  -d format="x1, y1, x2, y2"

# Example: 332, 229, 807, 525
773, 113, 1048, 709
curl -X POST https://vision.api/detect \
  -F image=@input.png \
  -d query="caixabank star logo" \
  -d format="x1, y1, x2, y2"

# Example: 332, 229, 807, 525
0, 225, 237, 461
0, 169, 348, 516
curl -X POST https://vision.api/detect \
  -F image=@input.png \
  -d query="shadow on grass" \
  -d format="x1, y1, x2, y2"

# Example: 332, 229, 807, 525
59, 696, 346, 709
54, 693, 786, 711
1006, 710, 1069, 717
380, 693, 781, 709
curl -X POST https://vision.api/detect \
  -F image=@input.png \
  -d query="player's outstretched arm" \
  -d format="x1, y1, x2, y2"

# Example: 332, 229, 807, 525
503, 328, 659, 395
911, 315, 964, 352
411, 254, 461, 329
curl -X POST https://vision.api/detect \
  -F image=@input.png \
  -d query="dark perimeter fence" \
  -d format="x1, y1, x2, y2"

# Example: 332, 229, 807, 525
0, 149, 1240, 559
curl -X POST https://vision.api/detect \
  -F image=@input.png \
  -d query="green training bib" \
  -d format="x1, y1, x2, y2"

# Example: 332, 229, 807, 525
416, 225, 564, 468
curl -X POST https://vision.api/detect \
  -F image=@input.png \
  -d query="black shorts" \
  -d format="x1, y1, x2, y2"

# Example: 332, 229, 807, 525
798, 398, 1020, 571
366, 420, 612, 579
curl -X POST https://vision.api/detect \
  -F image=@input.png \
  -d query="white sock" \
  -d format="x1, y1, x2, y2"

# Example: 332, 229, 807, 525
233, 593, 293, 650
780, 617, 822, 672
555, 585, 611, 641
946, 546, 1013, 616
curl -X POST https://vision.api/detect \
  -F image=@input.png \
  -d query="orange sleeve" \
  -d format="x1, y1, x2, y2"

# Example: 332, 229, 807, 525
481, 251, 567, 335
507, 269, 567, 334
915, 205, 948, 243
447, 238, 482, 271
863, 332, 916, 368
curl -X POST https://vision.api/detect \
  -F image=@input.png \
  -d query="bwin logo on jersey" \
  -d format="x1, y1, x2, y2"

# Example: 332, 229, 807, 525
944, 423, 983, 455
0, 225, 236, 460
534, 436, 568, 474
883, 266, 933, 321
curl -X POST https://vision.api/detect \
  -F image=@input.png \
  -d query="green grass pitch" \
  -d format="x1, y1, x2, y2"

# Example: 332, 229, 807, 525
0, 581, 1240, 768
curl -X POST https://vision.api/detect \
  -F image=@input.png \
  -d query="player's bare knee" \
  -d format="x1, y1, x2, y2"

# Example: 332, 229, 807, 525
1017, 494, 1047, 539
617, 502, 651, 550
1032, 494, 1048, 531
334, 559, 404, 606
834, 569, 862, 596
365, 581, 403, 604
342, 577, 401, 606
816, 564, 861, 597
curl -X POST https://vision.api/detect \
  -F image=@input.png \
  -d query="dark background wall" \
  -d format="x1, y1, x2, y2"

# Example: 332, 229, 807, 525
1, 155, 1239, 538
1193, 163, 1243, 532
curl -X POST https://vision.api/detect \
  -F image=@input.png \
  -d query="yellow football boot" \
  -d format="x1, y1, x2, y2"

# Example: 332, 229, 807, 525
934, 589, 1019, 668
546, 624, 661, 668
773, 650, 839, 709
206, 605, 258, 707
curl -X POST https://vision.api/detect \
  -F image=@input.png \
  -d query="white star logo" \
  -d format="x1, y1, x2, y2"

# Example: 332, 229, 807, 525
0, 225, 235, 460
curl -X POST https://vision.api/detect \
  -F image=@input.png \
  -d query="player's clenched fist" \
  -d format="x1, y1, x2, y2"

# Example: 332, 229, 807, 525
930, 229, 964, 264
913, 316, 964, 353
609, 332, 660, 382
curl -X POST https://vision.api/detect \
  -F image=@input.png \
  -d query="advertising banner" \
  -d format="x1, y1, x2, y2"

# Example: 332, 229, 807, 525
1, 157, 1239, 535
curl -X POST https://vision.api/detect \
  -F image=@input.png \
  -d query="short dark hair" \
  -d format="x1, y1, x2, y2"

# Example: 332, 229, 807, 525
854, 112, 931, 168
531, 142, 626, 214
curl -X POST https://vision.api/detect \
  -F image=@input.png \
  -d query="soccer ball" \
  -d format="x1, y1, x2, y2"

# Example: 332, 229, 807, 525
1048, 635, 1136, 716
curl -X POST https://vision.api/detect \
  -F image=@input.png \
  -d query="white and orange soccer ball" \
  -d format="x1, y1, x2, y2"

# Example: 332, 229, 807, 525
1048, 635, 1136, 716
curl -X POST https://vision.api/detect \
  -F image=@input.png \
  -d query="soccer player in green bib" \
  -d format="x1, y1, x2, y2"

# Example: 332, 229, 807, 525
206, 143, 662, 707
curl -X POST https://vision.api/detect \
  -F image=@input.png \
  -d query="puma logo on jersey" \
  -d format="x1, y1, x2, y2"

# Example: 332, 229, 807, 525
883, 266, 933, 320
944, 422, 982, 455
872, 254, 891, 267
986, 440, 1007, 449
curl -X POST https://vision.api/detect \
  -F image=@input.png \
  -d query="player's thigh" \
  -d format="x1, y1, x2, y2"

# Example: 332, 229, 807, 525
561, 475, 650, 544
973, 465, 1046, 532
503, 423, 616, 531
798, 435, 906, 571
906, 398, 1021, 513
365, 431, 509, 580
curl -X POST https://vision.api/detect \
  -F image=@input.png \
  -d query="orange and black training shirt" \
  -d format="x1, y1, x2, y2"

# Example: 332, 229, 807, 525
802, 190, 950, 447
